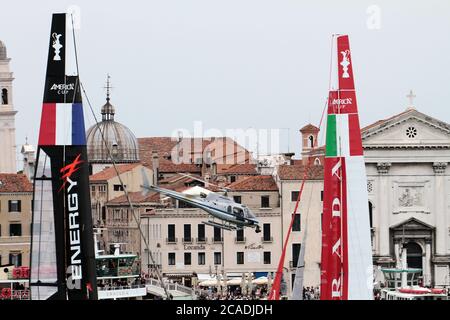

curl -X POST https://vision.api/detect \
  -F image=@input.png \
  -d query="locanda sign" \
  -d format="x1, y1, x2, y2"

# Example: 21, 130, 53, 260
184, 244, 206, 250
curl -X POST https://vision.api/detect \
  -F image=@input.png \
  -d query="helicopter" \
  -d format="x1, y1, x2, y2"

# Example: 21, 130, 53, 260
141, 170, 261, 233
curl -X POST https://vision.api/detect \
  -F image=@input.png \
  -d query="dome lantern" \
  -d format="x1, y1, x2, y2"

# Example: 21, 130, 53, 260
101, 74, 115, 121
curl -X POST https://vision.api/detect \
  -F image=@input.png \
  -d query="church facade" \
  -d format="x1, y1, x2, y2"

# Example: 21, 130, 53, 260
363, 107, 450, 287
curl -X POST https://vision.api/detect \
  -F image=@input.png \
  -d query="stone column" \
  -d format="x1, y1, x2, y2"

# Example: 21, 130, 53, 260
424, 240, 432, 286
433, 162, 447, 255
394, 241, 400, 267
377, 162, 391, 257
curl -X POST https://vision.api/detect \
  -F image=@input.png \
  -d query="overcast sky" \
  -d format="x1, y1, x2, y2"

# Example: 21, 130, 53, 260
1, 0, 450, 163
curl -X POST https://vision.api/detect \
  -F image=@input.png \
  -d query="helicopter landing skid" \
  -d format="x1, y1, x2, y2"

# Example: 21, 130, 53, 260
202, 220, 241, 231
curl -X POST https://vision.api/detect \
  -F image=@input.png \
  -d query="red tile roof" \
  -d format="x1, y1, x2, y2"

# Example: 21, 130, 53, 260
300, 123, 320, 132
278, 165, 324, 180
0, 174, 33, 193
227, 175, 278, 192
107, 191, 162, 205
218, 163, 258, 175
90, 163, 141, 182
138, 137, 252, 173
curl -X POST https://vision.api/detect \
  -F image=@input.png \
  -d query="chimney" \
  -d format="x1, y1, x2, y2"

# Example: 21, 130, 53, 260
152, 151, 159, 185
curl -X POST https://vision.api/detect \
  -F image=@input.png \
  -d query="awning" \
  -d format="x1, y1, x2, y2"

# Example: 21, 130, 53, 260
164, 273, 194, 278
254, 272, 269, 278
197, 274, 216, 281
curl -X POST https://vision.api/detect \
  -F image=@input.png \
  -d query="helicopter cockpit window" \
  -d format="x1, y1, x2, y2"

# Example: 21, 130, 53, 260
244, 207, 255, 219
233, 207, 244, 217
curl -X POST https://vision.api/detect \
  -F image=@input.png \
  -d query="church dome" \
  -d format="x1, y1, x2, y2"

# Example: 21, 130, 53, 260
0, 40, 7, 60
86, 84, 139, 163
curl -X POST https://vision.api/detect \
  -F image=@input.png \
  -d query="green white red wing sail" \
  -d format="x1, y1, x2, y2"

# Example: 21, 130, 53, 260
320, 35, 373, 300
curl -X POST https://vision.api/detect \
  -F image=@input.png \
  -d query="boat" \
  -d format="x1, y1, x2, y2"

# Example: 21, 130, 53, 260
29, 13, 98, 300
94, 231, 147, 300
380, 268, 448, 300
320, 34, 374, 300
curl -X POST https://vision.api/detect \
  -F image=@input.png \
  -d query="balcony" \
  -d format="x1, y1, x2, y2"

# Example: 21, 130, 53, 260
213, 237, 224, 244
182, 237, 193, 244
196, 237, 207, 244
166, 237, 178, 244
235, 237, 246, 244
262, 236, 273, 243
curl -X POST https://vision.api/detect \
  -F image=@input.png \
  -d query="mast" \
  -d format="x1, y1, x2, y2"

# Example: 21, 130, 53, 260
29, 13, 98, 300
320, 35, 373, 300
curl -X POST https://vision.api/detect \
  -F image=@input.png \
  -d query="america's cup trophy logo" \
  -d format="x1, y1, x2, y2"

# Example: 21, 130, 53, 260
340, 49, 350, 79
52, 32, 63, 61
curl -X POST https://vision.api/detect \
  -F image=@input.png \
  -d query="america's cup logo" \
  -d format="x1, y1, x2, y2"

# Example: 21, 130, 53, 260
340, 50, 351, 79
52, 32, 63, 61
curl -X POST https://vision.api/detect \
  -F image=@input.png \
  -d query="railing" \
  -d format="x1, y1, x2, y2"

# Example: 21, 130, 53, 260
235, 237, 246, 244
183, 237, 193, 244
213, 237, 224, 243
196, 237, 207, 244
166, 237, 178, 244
262, 236, 273, 243
97, 284, 147, 299
98, 284, 146, 292
146, 278, 194, 296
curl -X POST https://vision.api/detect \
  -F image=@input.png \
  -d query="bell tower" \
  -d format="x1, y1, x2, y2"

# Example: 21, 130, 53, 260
0, 40, 17, 173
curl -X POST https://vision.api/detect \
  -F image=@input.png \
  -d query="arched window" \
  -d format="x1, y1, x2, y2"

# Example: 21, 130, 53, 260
368, 201, 373, 229
1, 88, 8, 105
308, 135, 314, 148
314, 158, 321, 166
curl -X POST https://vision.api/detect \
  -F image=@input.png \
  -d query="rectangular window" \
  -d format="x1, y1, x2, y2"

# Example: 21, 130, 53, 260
198, 252, 206, 265
321, 191, 324, 201
264, 252, 271, 265
214, 227, 222, 242
263, 223, 271, 242
9, 224, 22, 237
233, 196, 241, 204
113, 185, 125, 192
9, 253, 22, 267
291, 191, 300, 202
236, 229, 244, 242
230, 176, 236, 183
184, 224, 192, 242
293, 214, 301, 232
168, 253, 176, 266
168, 224, 176, 242
214, 252, 222, 265
261, 196, 270, 208
8, 200, 21, 212
197, 224, 205, 242
184, 252, 191, 266
292, 244, 301, 268
237, 252, 244, 265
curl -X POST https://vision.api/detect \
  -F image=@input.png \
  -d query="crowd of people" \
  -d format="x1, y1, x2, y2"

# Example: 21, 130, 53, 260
303, 286, 320, 300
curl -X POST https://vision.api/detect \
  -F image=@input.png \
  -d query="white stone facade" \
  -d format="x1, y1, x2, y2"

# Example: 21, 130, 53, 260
0, 41, 17, 174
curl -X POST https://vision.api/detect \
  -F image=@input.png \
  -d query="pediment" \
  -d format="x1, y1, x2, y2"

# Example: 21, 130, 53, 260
390, 217, 435, 231
362, 109, 450, 148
